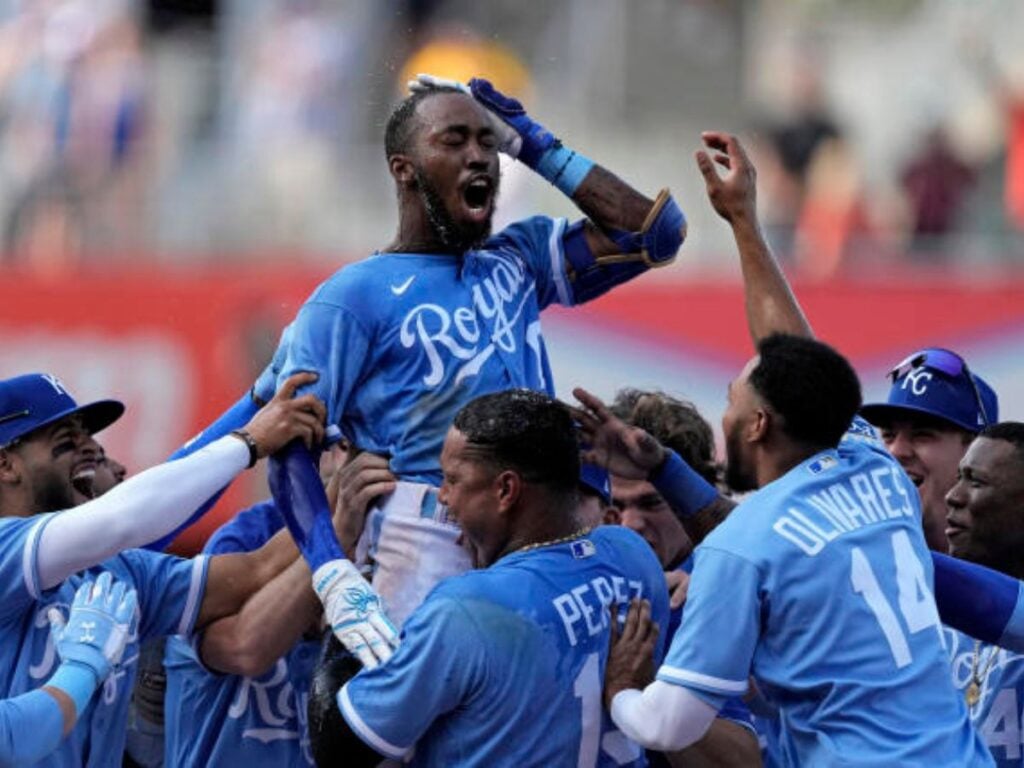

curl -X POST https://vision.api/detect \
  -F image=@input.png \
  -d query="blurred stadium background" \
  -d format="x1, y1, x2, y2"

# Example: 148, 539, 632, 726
2, 0, 1023, 549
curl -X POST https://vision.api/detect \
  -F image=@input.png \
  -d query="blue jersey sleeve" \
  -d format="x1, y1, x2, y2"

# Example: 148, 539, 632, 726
253, 300, 373, 428
657, 546, 760, 703
0, 688, 65, 764
0, 515, 53, 624
117, 549, 209, 640
488, 216, 573, 310
337, 595, 485, 758
203, 500, 282, 555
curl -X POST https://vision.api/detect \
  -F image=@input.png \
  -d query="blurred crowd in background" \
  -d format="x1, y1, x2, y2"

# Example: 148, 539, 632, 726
0, 0, 1022, 278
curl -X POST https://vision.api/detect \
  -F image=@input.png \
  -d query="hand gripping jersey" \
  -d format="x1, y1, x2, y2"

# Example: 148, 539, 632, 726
0, 515, 207, 768
339, 526, 668, 767
658, 419, 992, 766
164, 501, 318, 768
253, 216, 574, 485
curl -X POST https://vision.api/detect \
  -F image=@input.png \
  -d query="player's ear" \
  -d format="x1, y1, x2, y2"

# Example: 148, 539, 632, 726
748, 407, 771, 444
389, 153, 416, 188
0, 447, 20, 484
495, 469, 521, 513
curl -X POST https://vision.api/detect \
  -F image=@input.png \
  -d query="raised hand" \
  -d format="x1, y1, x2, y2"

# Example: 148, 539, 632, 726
570, 387, 666, 480
695, 131, 758, 225
313, 559, 400, 670
243, 372, 327, 457
408, 73, 554, 166
48, 572, 138, 684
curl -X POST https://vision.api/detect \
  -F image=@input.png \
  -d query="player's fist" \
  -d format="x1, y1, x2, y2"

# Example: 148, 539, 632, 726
48, 572, 138, 684
243, 372, 327, 458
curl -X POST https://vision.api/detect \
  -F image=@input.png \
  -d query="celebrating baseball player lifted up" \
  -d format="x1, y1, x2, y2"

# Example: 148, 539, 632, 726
163, 73, 689, 637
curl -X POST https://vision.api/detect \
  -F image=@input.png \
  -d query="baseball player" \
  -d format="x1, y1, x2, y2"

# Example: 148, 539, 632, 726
579, 133, 991, 765
160, 74, 688, 638
0, 371, 324, 766
0, 574, 135, 765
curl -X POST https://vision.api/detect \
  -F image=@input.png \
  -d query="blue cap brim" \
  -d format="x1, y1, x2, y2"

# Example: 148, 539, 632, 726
26, 399, 125, 441
859, 401, 976, 433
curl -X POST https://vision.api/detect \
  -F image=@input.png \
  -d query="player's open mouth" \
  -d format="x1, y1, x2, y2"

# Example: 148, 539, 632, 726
462, 176, 494, 219
71, 461, 97, 498
906, 471, 923, 487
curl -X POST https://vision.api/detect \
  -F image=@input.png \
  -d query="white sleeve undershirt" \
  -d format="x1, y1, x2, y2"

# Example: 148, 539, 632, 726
37, 436, 249, 590
610, 680, 718, 753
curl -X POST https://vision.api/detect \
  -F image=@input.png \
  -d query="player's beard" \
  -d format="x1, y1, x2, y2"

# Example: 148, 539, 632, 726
724, 430, 757, 494
416, 170, 494, 254
31, 466, 79, 514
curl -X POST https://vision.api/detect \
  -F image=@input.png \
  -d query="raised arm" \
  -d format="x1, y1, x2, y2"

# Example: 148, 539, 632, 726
36, 373, 325, 590
411, 74, 687, 301
696, 132, 812, 342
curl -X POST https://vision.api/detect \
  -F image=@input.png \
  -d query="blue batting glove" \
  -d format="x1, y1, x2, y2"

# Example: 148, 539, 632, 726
467, 77, 557, 168
48, 572, 138, 684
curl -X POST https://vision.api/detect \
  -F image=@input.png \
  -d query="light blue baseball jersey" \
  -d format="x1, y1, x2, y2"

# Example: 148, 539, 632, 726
164, 500, 319, 767
339, 525, 667, 767
658, 418, 992, 766
0, 514, 207, 768
947, 627, 1024, 766
254, 216, 574, 485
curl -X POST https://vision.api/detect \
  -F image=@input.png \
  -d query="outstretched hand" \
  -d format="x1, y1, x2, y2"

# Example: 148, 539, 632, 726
695, 131, 758, 226
570, 387, 666, 480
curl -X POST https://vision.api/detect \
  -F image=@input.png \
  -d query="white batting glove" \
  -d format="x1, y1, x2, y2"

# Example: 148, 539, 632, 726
313, 559, 399, 669
407, 72, 523, 157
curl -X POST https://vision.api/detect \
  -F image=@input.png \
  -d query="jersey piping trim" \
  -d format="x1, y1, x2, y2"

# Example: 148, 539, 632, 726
23, 513, 55, 599
338, 683, 409, 759
178, 554, 209, 636
657, 665, 748, 694
548, 217, 572, 307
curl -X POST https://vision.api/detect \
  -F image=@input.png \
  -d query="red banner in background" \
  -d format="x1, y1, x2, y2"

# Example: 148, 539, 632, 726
2, 265, 1023, 554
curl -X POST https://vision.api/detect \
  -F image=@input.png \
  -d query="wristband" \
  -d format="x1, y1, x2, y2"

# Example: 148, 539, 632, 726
48, 661, 100, 716
650, 449, 719, 519
535, 143, 595, 197
229, 429, 259, 469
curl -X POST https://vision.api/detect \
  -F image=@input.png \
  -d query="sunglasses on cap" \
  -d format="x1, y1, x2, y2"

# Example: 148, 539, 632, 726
888, 349, 991, 427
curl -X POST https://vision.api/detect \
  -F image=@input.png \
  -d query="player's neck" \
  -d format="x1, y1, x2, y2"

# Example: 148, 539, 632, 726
388, 207, 455, 255
757, 440, 824, 487
499, 507, 579, 560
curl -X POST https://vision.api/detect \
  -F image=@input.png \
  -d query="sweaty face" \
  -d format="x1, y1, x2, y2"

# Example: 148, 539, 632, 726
10, 416, 95, 513
408, 93, 501, 252
438, 427, 506, 568
879, 417, 970, 553
723, 357, 761, 493
945, 437, 1024, 572
610, 475, 692, 569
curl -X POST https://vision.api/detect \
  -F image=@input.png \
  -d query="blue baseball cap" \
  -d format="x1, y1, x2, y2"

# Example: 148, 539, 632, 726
0, 373, 124, 447
860, 348, 998, 433
579, 461, 611, 505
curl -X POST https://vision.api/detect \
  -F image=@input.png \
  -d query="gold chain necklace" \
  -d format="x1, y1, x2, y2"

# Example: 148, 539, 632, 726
965, 639, 1000, 707
513, 526, 594, 555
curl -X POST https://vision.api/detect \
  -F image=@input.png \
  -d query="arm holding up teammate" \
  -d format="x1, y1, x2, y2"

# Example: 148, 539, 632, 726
0, 574, 135, 765
410, 74, 687, 303
200, 449, 396, 676
34, 372, 325, 592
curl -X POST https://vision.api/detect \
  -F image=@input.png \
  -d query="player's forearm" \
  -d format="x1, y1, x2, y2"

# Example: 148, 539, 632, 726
610, 681, 718, 752
200, 556, 320, 677
666, 720, 762, 768
730, 214, 812, 343
650, 449, 734, 545
37, 437, 250, 590
0, 686, 75, 763
573, 165, 655, 240
195, 528, 299, 630
932, 551, 1024, 651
